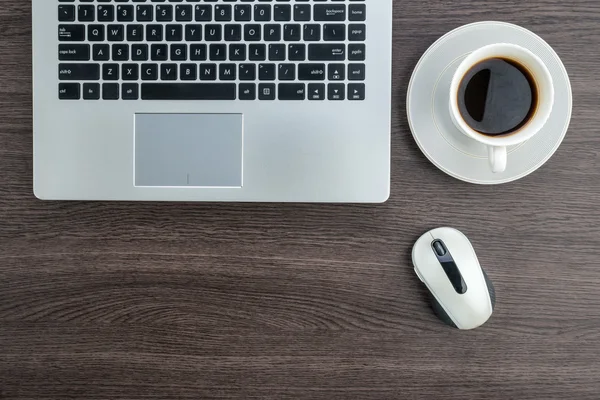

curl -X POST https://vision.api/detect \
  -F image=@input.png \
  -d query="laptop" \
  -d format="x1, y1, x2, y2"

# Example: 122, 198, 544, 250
33, 0, 393, 202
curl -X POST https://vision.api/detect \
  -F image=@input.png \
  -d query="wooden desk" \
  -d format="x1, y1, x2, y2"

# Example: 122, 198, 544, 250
1, 1, 599, 398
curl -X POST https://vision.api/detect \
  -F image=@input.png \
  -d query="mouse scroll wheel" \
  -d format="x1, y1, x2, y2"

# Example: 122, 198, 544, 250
432, 240, 447, 257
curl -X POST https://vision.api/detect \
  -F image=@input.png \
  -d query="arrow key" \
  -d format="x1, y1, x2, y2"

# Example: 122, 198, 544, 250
348, 83, 365, 101
328, 63, 345, 81
308, 83, 325, 101
328, 83, 345, 101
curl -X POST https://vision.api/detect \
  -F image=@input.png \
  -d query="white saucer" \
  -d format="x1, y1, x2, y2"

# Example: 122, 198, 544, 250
407, 21, 572, 184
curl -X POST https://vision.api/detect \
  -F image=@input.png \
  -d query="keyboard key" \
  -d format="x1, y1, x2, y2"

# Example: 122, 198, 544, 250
58, 5, 75, 22
161, 64, 178, 81
323, 24, 345, 41
122, 64, 139, 80
239, 83, 256, 101
258, 83, 276, 101
258, 64, 276, 81
298, 64, 326, 81
58, 44, 90, 61
141, 83, 236, 101
348, 43, 366, 61
102, 83, 119, 100
308, 44, 345, 61
239, 64, 256, 81
58, 25, 85, 42
122, 83, 139, 100
180, 64, 197, 81
328, 64, 345, 81
314, 5, 346, 22
349, 4, 366, 22
328, 83, 345, 101
308, 83, 325, 101
348, 63, 366, 81
199, 64, 217, 81
58, 83, 80, 100
219, 64, 236, 81
348, 24, 366, 41
278, 83, 305, 101
348, 83, 365, 101
278, 64, 295, 81
83, 83, 100, 100
93, 44, 110, 61
102, 63, 119, 80
58, 63, 100, 81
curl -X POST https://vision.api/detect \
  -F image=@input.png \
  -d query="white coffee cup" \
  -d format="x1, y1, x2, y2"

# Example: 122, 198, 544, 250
449, 43, 555, 173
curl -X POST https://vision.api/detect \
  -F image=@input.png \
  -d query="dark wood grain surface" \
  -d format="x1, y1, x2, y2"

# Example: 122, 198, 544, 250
2, 1, 600, 399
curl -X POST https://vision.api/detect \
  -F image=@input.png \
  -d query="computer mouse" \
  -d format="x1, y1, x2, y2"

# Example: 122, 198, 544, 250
412, 227, 496, 330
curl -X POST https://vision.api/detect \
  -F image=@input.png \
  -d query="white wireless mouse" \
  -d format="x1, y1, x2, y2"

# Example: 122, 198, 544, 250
412, 227, 496, 330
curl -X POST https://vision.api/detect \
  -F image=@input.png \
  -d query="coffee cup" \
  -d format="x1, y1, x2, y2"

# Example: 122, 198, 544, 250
449, 43, 555, 173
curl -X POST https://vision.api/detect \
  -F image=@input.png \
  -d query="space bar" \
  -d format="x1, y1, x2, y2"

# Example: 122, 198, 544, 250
141, 83, 236, 100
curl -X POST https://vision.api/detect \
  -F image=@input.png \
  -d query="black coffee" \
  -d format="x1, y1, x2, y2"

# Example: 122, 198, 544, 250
458, 58, 538, 136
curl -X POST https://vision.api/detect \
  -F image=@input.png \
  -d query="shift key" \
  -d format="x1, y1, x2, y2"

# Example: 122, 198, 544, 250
59, 63, 100, 80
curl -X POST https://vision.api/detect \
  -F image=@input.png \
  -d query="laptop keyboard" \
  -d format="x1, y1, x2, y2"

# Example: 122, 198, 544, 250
57, 0, 367, 101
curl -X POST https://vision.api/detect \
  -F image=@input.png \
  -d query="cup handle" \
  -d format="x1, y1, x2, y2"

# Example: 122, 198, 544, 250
488, 146, 507, 173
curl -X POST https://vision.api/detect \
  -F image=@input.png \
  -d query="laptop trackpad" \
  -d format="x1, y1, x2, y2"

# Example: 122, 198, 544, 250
134, 113, 243, 187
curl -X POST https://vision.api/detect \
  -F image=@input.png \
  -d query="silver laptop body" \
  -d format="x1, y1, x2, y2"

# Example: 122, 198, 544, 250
33, 0, 392, 202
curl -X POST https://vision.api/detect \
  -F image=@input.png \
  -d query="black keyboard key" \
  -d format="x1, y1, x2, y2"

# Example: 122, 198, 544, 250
234, 5, 251, 22
254, 5, 271, 22
88, 25, 105, 41
116, 5, 134, 22
215, 5, 232, 22
127, 25, 143, 41
284, 24, 301, 41
278, 64, 295, 81
132, 44, 149, 61
161, 64, 178, 81
348, 63, 366, 80
268, 44, 285, 61
308, 44, 345, 61
258, 63, 276, 81
180, 64, 197, 81
103, 63, 119, 80
225, 24, 242, 41
249, 44, 266, 61
122, 83, 139, 100
146, 25, 163, 41
58, 44, 90, 61
58, 5, 75, 22
264, 25, 281, 41
258, 83, 275, 101
278, 83, 305, 101
349, 4, 366, 21
136, 5, 153, 22
303, 24, 321, 41
107, 24, 124, 41
190, 44, 207, 61
141, 83, 236, 100
83, 83, 100, 100
314, 5, 346, 22
323, 24, 345, 41
59, 25, 85, 42
328, 83, 345, 101
239, 83, 256, 101
98, 5, 114, 22
195, 5, 212, 22
288, 44, 305, 61
175, 5, 193, 22
112, 44, 129, 61
219, 64, 236, 81
348, 24, 366, 41
199, 64, 217, 80
298, 63, 326, 81
185, 25, 203, 41
122, 64, 139, 80
348, 43, 366, 61
58, 63, 100, 80
59, 83, 80, 100
294, 5, 311, 22
239, 64, 256, 81
156, 5, 173, 22
205, 25, 222, 41
210, 44, 227, 61
328, 63, 345, 81
102, 83, 119, 100
171, 44, 187, 61
348, 83, 365, 101
274, 5, 291, 22
229, 44, 246, 61
93, 44, 110, 61
141, 64, 158, 81
166, 25, 183, 41
151, 44, 168, 61
244, 24, 261, 41
308, 83, 325, 101
78, 5, 95, 22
